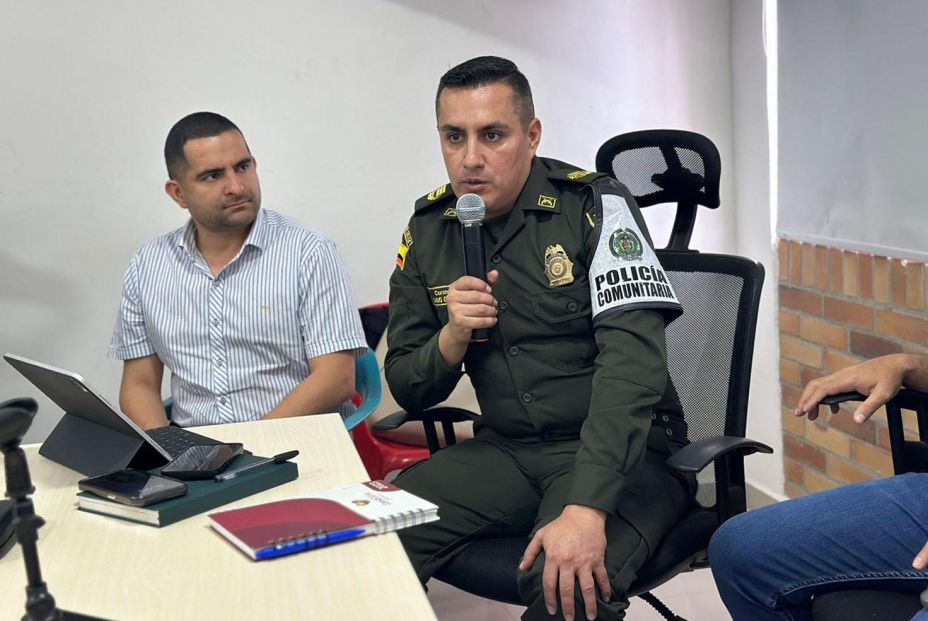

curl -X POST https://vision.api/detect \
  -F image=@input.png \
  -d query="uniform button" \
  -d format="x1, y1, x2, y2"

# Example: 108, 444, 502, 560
662, 415, 669, 422
666, 428, 673, 437
499, 300, 509, 311
521, 393, 533, 403
508, 346, 520, 356
567, 301, 578, 312
491, 254, 502, 264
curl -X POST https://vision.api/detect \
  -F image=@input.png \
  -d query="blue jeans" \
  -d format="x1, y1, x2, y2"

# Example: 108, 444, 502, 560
709, 473, 928, 620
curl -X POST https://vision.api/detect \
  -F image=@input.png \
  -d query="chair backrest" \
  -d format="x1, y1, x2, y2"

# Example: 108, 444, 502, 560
659, 250, 764, 517
341, 350, 382, 431
660, 252, 764, 442
596, 129, 721, 250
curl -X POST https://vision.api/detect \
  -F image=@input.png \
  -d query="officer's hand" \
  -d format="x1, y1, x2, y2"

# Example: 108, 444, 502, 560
519, 504, 610, 621
794, 354, 911, 423
444, 271, 499, 344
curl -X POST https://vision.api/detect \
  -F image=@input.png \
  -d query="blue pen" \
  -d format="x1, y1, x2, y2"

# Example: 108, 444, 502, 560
255, 528, 368, 560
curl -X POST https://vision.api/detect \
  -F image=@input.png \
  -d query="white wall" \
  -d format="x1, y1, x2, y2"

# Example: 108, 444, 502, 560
0, 0, 743, 445
731, 0, 783, 496
778, 0, 928, 261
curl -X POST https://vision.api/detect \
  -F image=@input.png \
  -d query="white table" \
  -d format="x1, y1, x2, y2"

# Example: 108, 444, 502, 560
0, 415, 437, 620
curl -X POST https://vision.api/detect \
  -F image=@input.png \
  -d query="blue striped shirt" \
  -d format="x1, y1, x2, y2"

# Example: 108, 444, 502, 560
108, 209, 367, 427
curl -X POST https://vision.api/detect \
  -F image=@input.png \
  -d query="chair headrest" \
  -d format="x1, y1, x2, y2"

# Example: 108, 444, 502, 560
595, 129, 721, 210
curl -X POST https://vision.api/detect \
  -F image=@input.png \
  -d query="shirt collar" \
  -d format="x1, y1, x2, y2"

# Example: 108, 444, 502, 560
175, 208, 269, 255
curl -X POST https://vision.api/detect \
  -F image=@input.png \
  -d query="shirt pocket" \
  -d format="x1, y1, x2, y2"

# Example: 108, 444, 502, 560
530, 285, 589, 324
529, 285, 596, 372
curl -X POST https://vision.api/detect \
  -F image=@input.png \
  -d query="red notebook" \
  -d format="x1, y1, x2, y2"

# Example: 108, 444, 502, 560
208, 480, 438, 560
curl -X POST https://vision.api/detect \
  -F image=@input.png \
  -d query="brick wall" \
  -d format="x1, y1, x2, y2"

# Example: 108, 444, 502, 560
778, 239, 928, 498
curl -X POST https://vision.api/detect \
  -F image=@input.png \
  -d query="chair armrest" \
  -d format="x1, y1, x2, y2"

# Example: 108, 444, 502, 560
666, 435, 773, 474
817, 389, 928, 475
372, 407, 479, 454
372, 407, 478, 431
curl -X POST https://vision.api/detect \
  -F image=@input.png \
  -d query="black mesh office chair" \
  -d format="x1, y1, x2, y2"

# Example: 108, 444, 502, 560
811, 389, 928, 620
377, 130, 772, 620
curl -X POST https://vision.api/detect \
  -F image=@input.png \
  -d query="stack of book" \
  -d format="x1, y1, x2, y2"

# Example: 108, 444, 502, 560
76, 454, 299, 527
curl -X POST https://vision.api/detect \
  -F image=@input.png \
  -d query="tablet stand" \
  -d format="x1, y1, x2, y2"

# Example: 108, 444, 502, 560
0, 397, 111, 621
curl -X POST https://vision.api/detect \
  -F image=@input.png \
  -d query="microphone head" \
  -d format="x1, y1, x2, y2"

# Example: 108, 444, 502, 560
455, 193, 486, 225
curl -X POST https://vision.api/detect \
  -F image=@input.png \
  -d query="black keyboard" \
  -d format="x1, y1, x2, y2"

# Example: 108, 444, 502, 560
147, 426, 224, 458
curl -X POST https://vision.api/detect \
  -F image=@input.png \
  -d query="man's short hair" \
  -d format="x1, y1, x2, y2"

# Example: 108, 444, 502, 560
435, 56, 535, 126
164, 112, 244, 179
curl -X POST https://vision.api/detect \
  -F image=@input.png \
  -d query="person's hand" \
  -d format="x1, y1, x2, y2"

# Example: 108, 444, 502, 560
519, 504, 611, 621
443, 270, 499, 345
794, 354, 913, 423
913, 539, 928, 570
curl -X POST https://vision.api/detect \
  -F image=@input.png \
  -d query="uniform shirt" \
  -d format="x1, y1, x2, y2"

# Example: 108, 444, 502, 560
386, 157, 683, 515
108, 208, 367, 427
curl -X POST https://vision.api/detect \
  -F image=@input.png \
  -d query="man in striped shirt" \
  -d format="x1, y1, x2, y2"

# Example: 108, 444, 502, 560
108, 112, 367, 429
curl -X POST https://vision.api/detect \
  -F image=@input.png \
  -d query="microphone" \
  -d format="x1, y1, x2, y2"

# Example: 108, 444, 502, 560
456, 193, 490, 343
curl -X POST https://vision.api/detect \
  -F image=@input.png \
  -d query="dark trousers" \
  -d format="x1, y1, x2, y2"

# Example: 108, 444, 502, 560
394, 427, 694, 620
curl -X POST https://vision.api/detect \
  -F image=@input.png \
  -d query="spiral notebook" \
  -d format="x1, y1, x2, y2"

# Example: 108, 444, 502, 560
208, 480, 438, 560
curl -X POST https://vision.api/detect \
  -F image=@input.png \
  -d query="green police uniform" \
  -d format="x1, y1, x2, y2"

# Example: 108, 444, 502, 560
387, 157, 695, 620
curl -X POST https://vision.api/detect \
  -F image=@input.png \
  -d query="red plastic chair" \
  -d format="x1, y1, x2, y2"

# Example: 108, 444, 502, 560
351, 422, 430, 481
351, 304, 431, 480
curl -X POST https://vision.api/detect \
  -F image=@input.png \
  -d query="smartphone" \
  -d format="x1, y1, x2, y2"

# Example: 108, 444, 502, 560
160, 443, 245, 480
78, 469, 187, 507
820, 391, 867, 405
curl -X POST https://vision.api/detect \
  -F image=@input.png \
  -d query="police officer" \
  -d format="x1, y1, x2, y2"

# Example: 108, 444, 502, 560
387, 56, 694, 621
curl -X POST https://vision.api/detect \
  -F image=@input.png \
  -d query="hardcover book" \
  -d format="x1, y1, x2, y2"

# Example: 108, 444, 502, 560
208, 480, 438, 560
76, 454, 298, 527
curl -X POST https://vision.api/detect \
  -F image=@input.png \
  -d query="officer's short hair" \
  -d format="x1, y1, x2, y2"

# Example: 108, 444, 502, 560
164, 112, 247, 179
435, 56, 535, 127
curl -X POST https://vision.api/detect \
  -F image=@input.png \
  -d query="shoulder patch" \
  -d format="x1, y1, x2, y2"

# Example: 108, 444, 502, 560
588, 193, 680, 320
395, 226, 413, 271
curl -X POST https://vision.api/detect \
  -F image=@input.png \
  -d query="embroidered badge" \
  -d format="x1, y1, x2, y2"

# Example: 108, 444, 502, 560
609, 228, 643, 261
428, 284, 450, 307
566, 170, 593, 180
544, 244, 575, 287
537, 195, 557, 208
442, 208, 457, 218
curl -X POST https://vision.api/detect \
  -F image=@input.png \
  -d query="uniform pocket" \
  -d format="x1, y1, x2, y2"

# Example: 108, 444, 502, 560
530, 285, 588, 324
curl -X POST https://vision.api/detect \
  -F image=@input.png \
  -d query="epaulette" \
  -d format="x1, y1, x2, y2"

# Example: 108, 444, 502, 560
414, 183, 456, 212
546, 166, 609, 185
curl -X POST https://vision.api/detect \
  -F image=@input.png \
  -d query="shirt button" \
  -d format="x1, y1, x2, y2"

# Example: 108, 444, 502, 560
491, 254, 502, 264
212, 319, 220, 326
216, 360, 224, 368
219, 397, 227, 404
567, 301, 579, 312
499, 300, 509, 311
212, 279, 220, 287
508, 346, 520, 357
521, 392, 533, 403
